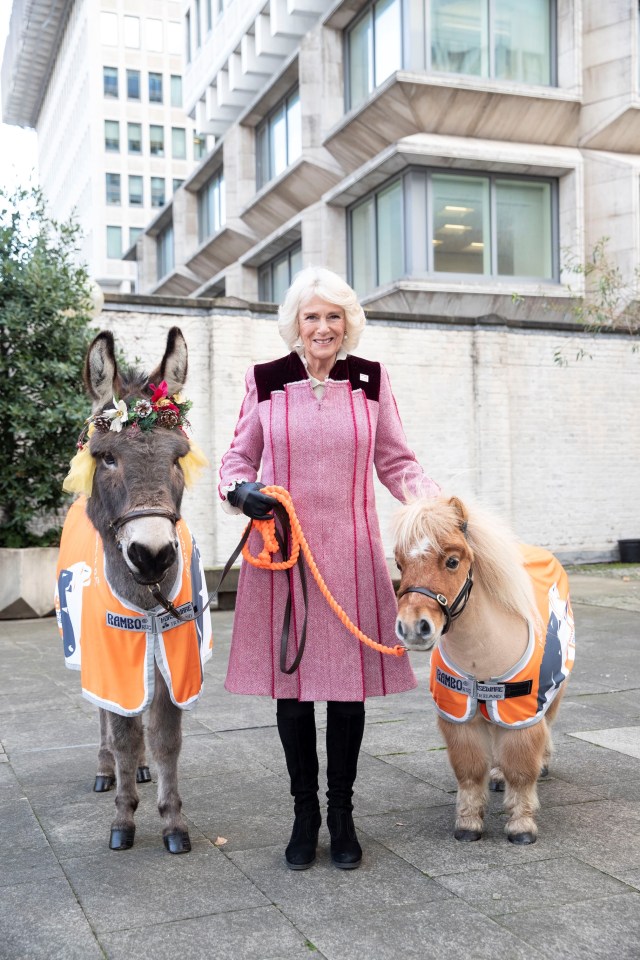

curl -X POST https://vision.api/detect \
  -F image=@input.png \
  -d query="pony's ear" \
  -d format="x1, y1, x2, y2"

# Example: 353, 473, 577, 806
148, 327, 188, 396
448, 496, 469, 529
84, 331, 120, 411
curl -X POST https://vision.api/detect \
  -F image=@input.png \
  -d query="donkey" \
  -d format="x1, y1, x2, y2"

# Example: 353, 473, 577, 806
394, 496, 575, 844
56, 328, 212, 853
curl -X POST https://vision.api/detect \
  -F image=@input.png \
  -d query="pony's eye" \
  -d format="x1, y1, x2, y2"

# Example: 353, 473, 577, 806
395, 562, 402, 573
102, 452, 117, 467
446, 556, 460, 570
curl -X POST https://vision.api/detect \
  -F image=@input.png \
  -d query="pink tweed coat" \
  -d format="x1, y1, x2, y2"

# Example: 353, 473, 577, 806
218, 351, 440, 701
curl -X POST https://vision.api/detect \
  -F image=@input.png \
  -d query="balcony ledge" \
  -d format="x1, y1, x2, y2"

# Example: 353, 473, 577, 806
185, 223, 258, 279
580, 101, 640, 152
240, 154, 341, 235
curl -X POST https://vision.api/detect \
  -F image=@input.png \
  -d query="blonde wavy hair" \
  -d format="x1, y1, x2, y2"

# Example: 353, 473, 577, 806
277, 266, 366, 353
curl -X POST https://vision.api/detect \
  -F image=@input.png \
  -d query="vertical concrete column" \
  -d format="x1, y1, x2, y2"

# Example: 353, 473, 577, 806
137, 234, 159, 293
172, 187, 198, 268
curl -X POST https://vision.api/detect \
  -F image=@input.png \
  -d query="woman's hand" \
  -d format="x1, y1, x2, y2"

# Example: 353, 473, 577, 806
227, 482, 277, 519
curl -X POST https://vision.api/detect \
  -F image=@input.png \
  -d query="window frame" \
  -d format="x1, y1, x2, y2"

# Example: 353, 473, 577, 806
103, 66, 118, 98
106, 225, 122, 259
151, 177, 166, 209
128, 175, 144, 207
255, 86, 302, 190
104, 119, 120, 153
126, 69, 141, 100
197, 168, 226, 243
105, 173, 121, 206
149, 72, 163, 104
157, 221, 175, 280
344, 0, 404, 111
258, 241, 303, 303
127, 122, 142, 155
149, 124, 165, 157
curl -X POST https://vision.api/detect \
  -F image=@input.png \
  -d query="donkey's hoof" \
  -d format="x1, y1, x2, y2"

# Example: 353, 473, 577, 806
454, 828, 482, 842
110, 826, 135, 850
136, 766, 152, 784
508, 831, 537, 845
489, 779, 505, 792
94, 775, 116, 792
539, 766, 549, 779
163, 830, 191, 854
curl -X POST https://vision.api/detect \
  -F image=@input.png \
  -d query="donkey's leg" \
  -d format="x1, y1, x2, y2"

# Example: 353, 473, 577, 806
495, 721, 547, 844
147, 668, 190, 854
108, 712, 144, 850
94, 708, 116, 792
136, 722, 152, 784
439, 715, 491, 841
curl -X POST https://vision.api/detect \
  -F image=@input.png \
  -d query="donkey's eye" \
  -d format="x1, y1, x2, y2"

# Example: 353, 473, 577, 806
446, 556, 460, 570
102, 452, 117, 467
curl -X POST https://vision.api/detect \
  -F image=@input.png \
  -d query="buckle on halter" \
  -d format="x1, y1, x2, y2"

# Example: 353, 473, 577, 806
436, 593, 448, 606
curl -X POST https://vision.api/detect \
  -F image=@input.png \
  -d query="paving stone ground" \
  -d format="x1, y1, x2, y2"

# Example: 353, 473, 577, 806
0, 572, 639, 960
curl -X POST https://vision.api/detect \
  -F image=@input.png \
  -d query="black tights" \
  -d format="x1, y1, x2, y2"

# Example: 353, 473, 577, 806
276, 699, 365, 721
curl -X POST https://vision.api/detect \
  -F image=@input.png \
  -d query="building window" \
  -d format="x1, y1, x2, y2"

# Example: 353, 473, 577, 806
195, 0, 202, 47
129, 226, 144, 248
157, 222, 174, 280
101, 12, 118, 45
127, 69, 141, 100
170, 75, 183, 108
103, 66, 118, 98
168, 21, 182, 55
348, 169, 556, 296
173, 178, 184, 192
197, 168, 225, 242
104, 120, 120, 152
149, 73, 163, 103
193, 133, 206, 160
150, 125, 165, 156
171, 128, 187, 159
256, 87, 302, 189
258, 243, 303, 303
127, 122, 142, 154
206, 0, 213, 31
129, 175, 144, 207
185, 11, 192, 63
106, 173, 121, 205
151, 177, 166, 208
106, 226, 122, 259
124, 15, 140, 48
430, 0, 553, 85
147, 18, 163, 51
346, 0, 402, 110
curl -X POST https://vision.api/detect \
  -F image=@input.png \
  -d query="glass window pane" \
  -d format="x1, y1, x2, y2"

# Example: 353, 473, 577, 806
101, 12, 118, 45
432, 174, 490, 274
103, 67, 118, 98
173, 178, 184, 192
195, 0, 202, 46
151, 178, 166, 207
350, 197, 376, 296
129, 175, 143, 206
104, 120, 119, 152
170, 75, 182, 107
290, 244, 302, 279
157, 224, 174, 280
106, 226, 122, 258
286, 91, 302, 165
172, 127, 186, 159
129, 227, 143, 248
219, 175, 226, 226
270, 104, 287, 178
106, 173, 121, 205
150, 125, 164, 156
149, 73, 163, 103
258, 264, 271, 302
256, 124, 268, 187
431, 0, 487, 77
124, 15, 140, 48
376, 179, 404, 286
147, 18, 163, 51
127, 122, 142, 154
127, 69, 140, 99
494, 0, 551, 84
348, 12, 373, 108
271, 254, 291, 304
496, 179, 552, 277
374, 0, 402, 87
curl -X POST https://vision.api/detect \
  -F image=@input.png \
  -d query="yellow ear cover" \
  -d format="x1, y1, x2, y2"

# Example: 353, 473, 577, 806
179, 441, 209, 488
63, 445, 96, 496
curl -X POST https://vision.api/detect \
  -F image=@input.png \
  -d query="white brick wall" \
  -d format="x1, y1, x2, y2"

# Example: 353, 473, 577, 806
102, 303, 640, 566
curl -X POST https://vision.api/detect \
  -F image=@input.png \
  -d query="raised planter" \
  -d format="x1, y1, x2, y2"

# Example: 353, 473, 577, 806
618, 540, 640, 563
0, 547, 58, 619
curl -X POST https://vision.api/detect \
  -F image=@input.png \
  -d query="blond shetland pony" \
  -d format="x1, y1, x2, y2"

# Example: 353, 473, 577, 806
394, 495, 574, 845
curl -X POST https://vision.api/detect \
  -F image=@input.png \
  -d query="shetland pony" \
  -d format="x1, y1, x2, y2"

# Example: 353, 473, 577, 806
394, 496, 575, 844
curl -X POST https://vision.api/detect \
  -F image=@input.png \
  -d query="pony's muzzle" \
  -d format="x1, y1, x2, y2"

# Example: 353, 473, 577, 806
395, 614, 437, 651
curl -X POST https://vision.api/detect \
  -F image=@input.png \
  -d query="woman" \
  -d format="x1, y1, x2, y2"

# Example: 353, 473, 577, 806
219, 267, 440, 870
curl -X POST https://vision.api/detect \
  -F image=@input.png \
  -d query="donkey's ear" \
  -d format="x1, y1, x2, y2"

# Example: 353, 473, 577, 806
148, 327, 188, 395
84, 331, 120, 410
448, 496, 469, 527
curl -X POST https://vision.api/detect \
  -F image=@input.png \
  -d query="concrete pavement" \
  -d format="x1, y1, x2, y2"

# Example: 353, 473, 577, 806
1, 569, 639, 959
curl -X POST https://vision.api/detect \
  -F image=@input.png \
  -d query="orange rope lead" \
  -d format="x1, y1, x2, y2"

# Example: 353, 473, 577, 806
241, 486, 405, 658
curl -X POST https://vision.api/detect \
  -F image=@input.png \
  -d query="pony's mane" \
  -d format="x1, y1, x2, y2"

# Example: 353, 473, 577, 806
393, 496, 538, 624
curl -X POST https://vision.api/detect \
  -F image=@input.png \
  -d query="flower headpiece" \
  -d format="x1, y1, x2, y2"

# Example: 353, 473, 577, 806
63, 380, 208, 496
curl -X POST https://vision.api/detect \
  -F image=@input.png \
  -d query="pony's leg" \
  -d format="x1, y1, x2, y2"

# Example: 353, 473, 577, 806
94, 707, 116, 792
495, 721, 547, 844
108, 711, 144, 850
539, 688, 565, 777
147, 669, 190, 854
438, 715, 491, 841
136, 722, 152, 784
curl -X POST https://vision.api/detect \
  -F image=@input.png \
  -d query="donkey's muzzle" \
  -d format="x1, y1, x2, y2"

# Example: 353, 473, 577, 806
127, 540, 178, 584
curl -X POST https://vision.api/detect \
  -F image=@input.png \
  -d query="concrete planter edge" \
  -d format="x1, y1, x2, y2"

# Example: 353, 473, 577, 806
0, 547, 58, 619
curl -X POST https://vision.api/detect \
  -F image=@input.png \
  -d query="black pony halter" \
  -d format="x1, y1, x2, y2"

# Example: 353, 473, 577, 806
397, 570, 474, 635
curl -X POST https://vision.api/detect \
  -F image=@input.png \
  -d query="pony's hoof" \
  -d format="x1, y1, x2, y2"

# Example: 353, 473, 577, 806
508, 831, 537, 845
489, 779, 505, 792
94, 775, 115, 792
110, 826, 135, 850
163, 830, 191, 854
136, 766, 152, 784
539, 766, 549, 779
454, 828, 482, 842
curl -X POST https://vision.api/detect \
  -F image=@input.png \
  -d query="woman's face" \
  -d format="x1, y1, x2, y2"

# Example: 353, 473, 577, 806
297, 297, 346, 364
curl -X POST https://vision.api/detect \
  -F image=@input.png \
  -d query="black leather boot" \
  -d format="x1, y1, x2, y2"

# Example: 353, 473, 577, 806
277, 701, 321, 870
326, 701, 365, 869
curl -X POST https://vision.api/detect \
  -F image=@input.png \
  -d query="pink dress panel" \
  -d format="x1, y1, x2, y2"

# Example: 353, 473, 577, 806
219, 360, 439, 701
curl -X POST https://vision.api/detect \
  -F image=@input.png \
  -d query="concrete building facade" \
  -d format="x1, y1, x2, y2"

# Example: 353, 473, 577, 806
124, 0, 640, 320
2, 0, 202, 292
